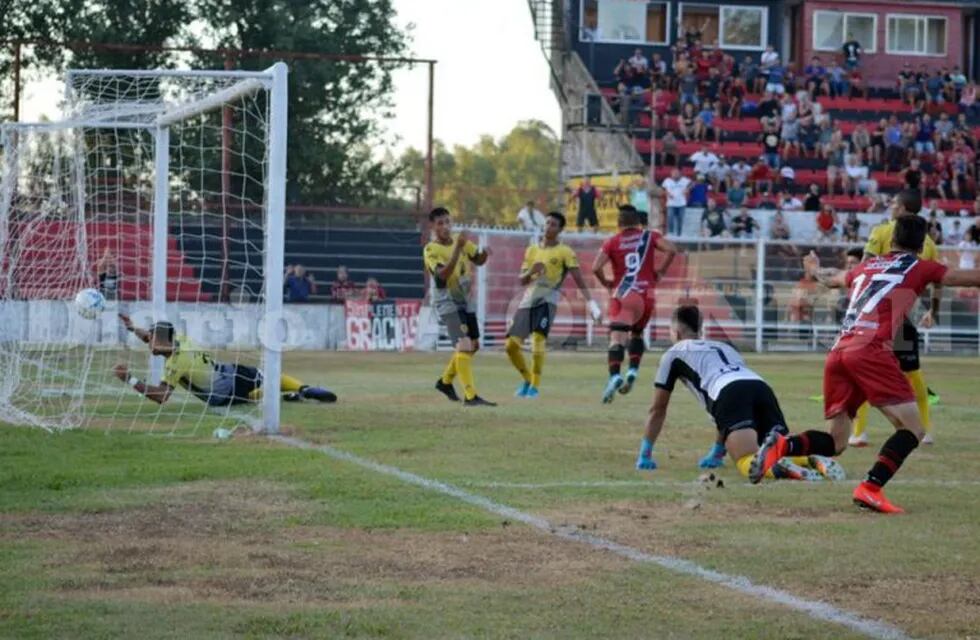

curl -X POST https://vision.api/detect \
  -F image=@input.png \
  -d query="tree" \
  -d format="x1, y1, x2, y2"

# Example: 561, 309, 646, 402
399, 120, 560, 225
0, 0, 411, 206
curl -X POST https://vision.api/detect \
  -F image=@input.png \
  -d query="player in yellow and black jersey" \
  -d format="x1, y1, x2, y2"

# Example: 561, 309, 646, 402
424, 207, 495, 406
851, 190, 941, 446
505, 212, 601, 398
112, 314, 336, 406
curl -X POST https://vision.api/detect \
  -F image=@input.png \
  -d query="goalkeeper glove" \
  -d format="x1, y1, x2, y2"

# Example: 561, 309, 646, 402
588, 299, 602, 322
636, 437, 657, 470
698, 442, 727, 469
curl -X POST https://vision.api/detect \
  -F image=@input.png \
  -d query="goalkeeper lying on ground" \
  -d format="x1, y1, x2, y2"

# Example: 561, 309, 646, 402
112, 314, 336, 406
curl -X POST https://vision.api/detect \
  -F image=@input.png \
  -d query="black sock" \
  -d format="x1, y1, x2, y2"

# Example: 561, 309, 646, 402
608, 344, 625, 376
785, 430, 837, 457
866, 429, 920, 487
627, 336, 645, 370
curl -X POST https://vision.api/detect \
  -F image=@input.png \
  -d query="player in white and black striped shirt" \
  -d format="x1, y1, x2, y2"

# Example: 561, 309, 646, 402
635, 305, 844, 482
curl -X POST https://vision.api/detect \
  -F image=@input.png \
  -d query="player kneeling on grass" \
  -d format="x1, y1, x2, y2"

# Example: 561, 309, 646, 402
112, 314, 336, 406
505, 211, 601, 398
635, 305, 844, 482
750, 213, 980, 513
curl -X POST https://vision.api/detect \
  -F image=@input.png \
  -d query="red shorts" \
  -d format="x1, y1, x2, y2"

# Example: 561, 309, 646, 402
608, 292, 653, 332
823, 343, 915, 419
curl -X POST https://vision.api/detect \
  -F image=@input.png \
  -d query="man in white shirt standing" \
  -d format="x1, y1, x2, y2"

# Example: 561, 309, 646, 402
629, 48, 649, 73
730, 159, 752, 188
690, 146, 719, 177
516, 200, 546, 233
662, 168, 692, 237
843, 155, 876, 197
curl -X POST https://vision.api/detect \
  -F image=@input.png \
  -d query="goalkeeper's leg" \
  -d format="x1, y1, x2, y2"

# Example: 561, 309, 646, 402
247, 372, 337, 403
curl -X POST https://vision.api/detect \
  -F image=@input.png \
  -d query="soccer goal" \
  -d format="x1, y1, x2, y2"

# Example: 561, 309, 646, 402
0, 63, 288, 433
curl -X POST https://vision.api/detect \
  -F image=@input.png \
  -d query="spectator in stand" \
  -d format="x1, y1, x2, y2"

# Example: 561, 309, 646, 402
682, 18, 711, 48
770, 210, 792, 240
678, 102, 698, 141
762, 128, 781, 169
848, 66, 867, 98
709, 154, 731, 193
843, 154, 877, 197
516, 200, 546, 232
778, 165, 796, 192
959, 82, 978, 117
816, 204, 838, 241
927, 210, 944, 244
949, 149, 972, 199
748, 156, 774, 195
842, 34, 863, 69
757, 91, 780, 120
678, 67, 700, 108
828, 61, 847, 98
284, 264, 316, 302
780, 192, 803, 211
651, 53, 668, 85
695, 100, 717, 141
947, 218, 964, 245
688, 173, 711, 211
573, 177, 601, 231
765, 61, 786, 96
804, 56, 828, 97
869, 118, 886, 167
690, 145, 719, 177
96, 249, 119, 302
700, 200, 729, 237
933, 152, 953, 200
629, 177, 651, 214
935, 112, 954, 150
804, 183, 822, 211
824, 138, 846, 196
660, 130, 679, 166
950, 66, 968, 100
662, 168, 692, 236
362, 277, 386, 303
725, 75, 746, 118
330, 265, 358, 302
781, 114, 800, 159
866, 193, 890, 215
726, 180, 747, 209
842, 211, 861, 243
759, 45, 779, 93
628, 48, 649, 73
850, 124, 870, 160
902, 157, 925, 196
742, 55, 759, 93
730, 207, 758, 238
884, 116, 905, 171
958, 224, 979, 269
926, 70, 946, 105
730, 158, 752, 189
898, 63, 920, 105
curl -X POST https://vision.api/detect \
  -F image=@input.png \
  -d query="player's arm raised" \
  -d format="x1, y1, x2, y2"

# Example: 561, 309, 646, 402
118, 313, 151, 343
112, 364, 173, 404
653, 235, 678, 280
434, 232, 470, 281
803, 251, 847, 288
940, 268, 980, 287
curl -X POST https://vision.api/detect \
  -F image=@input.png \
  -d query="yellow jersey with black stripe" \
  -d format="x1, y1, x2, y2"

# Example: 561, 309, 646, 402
423, 236, 480, 313
865, 218, 938, 260
518, 242, 579, 308
162, 335, 232, 401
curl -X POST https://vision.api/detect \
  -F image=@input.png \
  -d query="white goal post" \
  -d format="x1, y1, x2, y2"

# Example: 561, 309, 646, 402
0, 63, 288, 433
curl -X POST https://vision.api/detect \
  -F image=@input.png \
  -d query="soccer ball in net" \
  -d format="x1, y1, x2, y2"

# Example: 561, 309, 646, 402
73, 288, 106, 320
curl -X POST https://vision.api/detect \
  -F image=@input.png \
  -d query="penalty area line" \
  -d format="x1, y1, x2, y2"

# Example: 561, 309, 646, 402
270, 435, 915, 640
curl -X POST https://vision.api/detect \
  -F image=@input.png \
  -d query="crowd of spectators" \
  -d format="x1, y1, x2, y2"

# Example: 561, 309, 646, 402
606, 29, 980, 243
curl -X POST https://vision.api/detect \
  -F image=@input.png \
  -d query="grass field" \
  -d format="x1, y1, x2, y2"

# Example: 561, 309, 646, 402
1, 350, 979, 639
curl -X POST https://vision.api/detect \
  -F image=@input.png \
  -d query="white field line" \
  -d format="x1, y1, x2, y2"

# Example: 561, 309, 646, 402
465, 478, 980, 489
271, 435, 915, 640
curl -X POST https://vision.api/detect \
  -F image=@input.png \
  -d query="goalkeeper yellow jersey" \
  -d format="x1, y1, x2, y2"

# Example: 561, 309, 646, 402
423, 235, 480, 314
864, 219, 939, 260
517, 242, 579, 309
162, 335, 222, 394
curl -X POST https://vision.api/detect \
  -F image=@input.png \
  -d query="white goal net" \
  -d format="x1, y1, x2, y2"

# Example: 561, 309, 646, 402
0, 64, 288, 433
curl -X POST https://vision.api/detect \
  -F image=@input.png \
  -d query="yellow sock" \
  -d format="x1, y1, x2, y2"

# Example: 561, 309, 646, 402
280, 373, 304, 393
736, 454, 775, 480
852, 402, 869, 438
456, 352, 477, 400
505, 336, 530, 383
905, 369, 931, 432
441, 353, 458, 385
788, 456, 809, 467
530, 332, 546, 388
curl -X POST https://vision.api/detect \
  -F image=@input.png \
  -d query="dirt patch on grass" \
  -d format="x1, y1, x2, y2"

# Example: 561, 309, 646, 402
0, 480, 629, 609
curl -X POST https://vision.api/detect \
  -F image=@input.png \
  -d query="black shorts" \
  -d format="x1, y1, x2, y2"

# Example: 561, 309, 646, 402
711, 379, 788, 444
577, 207, 598, 228
205, 364, 262, 407
507, 303, 556, 339
894, 317, 920, 372
441, 309, 480, 343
